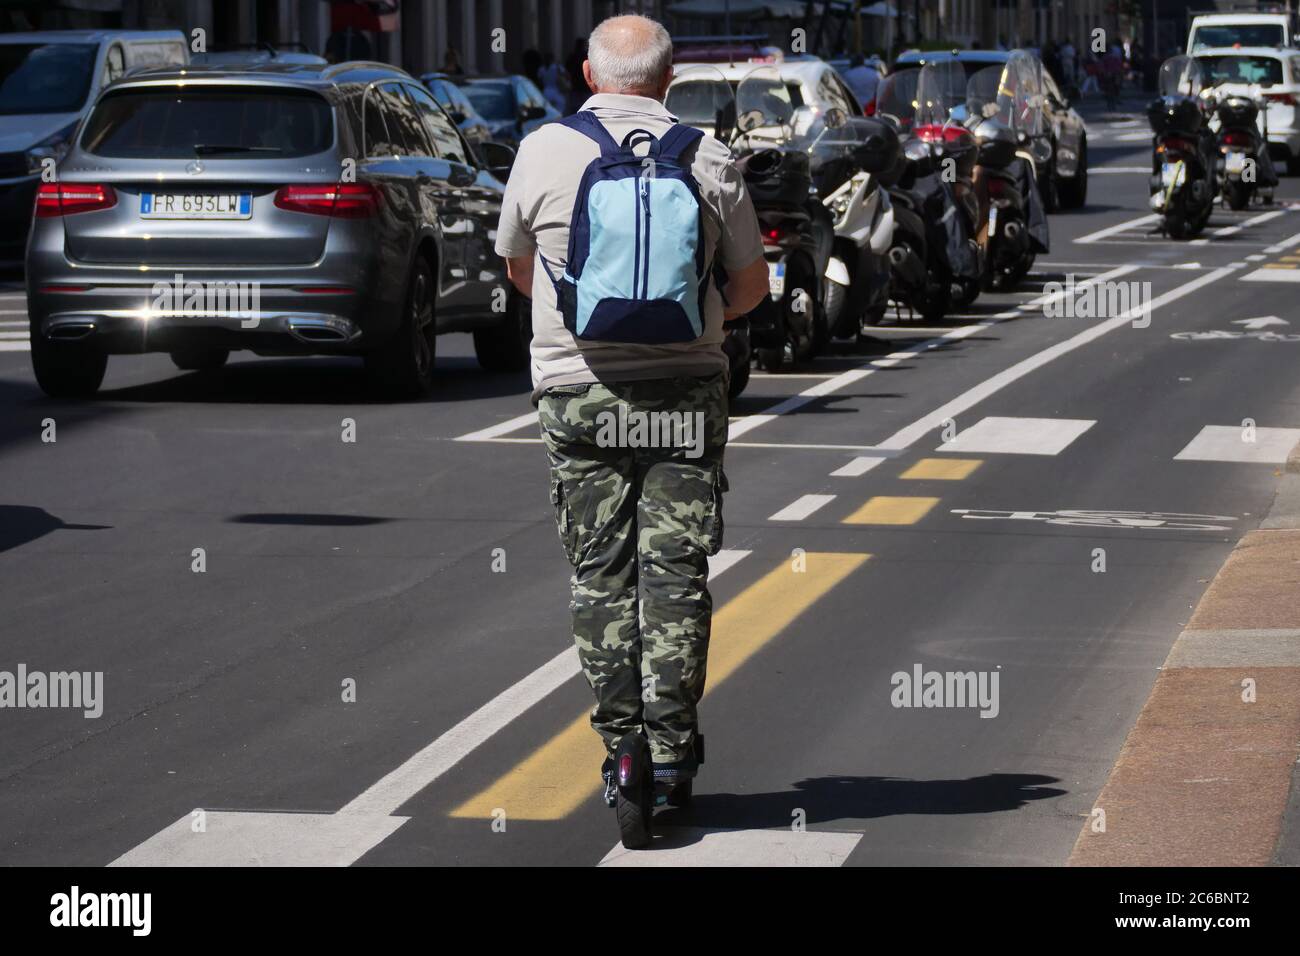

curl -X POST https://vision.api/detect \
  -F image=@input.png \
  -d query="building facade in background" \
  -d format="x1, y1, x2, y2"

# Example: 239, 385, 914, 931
0, 1, 1188, 76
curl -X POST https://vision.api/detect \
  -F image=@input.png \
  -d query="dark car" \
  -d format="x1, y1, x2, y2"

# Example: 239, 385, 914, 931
26, 61, 527, 398
454, 74, 561, 148
420, 72, 494, 147
893, 49, 1089, 210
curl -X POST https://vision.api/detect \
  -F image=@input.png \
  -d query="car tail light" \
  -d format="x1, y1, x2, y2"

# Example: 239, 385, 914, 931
1265, 92, 1296, 105
34, 182, 116, 217
1221, 129, 1253, 147
274, 183, 381, 218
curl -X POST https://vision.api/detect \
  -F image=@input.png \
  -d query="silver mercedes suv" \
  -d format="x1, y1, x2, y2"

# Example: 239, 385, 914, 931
25, 60, 527, 398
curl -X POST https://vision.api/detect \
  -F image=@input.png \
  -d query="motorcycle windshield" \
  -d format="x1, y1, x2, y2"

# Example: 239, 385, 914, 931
735, 65, 795, 147
798, 111, 874, 193
1003, 50, 1045, 139
915, 58, 967, 131
876, 66, 921, 133
666, 65, 736, 141
966, 63, 1008, 124
1159, 55, 1204, 97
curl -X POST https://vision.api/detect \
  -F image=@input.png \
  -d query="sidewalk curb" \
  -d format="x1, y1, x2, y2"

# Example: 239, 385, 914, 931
1069, 441, 1300, 867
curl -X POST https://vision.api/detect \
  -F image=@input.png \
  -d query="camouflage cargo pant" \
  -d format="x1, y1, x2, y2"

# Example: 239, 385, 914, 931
538, 373, 729, 764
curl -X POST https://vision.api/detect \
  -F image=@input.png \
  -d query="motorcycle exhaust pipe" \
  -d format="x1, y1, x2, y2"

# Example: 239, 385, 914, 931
1003, 220, 1022, 241
888, 244, 927, 289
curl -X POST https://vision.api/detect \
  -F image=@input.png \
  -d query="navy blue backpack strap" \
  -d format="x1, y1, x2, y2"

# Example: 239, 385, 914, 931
558, 111, 620, 156
653, 123, 704, 163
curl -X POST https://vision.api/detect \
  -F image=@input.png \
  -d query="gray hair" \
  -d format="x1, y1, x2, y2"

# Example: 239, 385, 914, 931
587, 14, 674, 96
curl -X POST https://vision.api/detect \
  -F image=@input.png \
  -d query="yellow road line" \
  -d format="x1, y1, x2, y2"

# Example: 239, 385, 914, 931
449, 552, 868, 820
899, 457, 982, 481
842, 495, 939, 525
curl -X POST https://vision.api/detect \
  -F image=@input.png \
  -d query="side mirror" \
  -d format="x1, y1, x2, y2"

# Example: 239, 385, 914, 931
824, 106, 848, 129
448, 164, 477, 188
520, 104, 546, 121
478, 140, 516, 179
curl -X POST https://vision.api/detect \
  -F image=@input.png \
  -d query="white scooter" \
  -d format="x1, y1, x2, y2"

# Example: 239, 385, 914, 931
823, 168, 895, 336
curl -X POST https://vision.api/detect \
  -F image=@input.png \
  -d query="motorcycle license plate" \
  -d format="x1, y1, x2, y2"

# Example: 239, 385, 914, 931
1225, 151, 1247, 176
768, 260, 786, 297
1160, 162, 1184, 189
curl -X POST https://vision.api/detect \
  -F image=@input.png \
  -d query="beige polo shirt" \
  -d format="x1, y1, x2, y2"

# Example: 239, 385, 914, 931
494, 93, 765, 402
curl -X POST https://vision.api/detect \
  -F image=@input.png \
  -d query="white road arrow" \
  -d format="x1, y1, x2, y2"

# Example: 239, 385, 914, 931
1232, 316, 1290, 330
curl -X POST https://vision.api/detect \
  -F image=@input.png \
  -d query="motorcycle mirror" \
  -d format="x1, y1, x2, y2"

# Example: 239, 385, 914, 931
823, 107, 848, 129
737, 108, 766, 132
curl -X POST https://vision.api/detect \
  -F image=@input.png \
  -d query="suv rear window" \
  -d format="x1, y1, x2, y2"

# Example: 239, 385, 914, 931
1197, 54, 1284, 85
80, 86, 333, 158
1190, 24, 1286, 50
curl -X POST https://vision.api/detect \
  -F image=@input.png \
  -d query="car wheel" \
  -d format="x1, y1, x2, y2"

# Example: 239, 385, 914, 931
472, 289, 531, 372
170, 346, 229, 371
1058, 139, 1089, 209
1041, 162, 1060, 213
30, 329, 107, 399
365, 257, 436, 399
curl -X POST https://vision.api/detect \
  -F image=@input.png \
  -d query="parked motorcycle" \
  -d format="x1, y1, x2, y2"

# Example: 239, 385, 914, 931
875, 62, 981, 321
812, 114, 899, 335
1207, 82, 1277, 210
965, 51, 1051, 290
665, 66, 752, 396
730, 66, 836, 371
1148, 55, 1217, 239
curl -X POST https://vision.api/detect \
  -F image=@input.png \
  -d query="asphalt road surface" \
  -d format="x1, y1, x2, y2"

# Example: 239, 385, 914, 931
3, 99, 1299, 866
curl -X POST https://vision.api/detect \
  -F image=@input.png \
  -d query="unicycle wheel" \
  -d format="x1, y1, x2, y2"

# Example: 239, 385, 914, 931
616, 779, 653, 849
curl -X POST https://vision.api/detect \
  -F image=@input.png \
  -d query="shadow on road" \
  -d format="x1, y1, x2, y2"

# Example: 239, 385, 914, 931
228, 513, 395, 526
658, 772, 1066, 833
0, 504, 111, 554
92, 355, 531, 406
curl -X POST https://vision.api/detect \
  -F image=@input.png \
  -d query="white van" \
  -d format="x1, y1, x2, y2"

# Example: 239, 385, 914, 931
0, 30, 188, 263
1187, 12, 1295, 52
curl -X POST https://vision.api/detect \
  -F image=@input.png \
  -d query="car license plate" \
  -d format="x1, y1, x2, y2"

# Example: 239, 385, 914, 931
768, 260, 786, 297
140, 193, 252, 220
1225, 151, 1247, 176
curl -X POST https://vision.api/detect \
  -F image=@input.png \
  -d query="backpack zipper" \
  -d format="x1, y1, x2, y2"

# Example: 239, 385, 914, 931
640, 177, 652, 299
632, 171, 643, 300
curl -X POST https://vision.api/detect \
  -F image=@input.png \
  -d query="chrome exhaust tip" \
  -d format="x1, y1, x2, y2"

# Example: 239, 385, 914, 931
286, 317, 358, 344
46, 321, 96, 340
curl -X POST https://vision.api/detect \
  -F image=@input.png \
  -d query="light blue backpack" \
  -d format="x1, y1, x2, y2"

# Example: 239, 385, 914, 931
538, 112, 709, 344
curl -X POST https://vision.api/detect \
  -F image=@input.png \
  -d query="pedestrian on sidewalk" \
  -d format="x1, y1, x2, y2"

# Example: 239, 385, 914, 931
494, 13, 769, 836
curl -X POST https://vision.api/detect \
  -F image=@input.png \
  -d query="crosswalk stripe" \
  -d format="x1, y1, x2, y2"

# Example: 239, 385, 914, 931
1174, 425, 1300, 463
936, 416, 1095, 456
769, 493, 836, 521
449, 552, 869, 820
0, 341, 30, 351
843, 496, 939, 525
599, 826, 863, 866
830, 455, 885, 477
